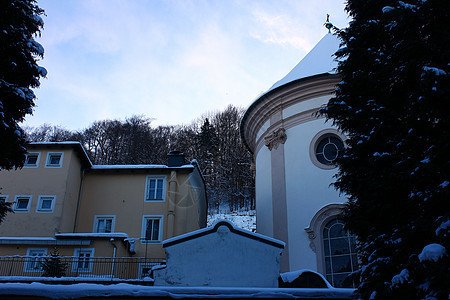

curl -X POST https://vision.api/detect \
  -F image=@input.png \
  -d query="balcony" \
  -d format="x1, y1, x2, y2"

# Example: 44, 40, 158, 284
0, 256, 165, 283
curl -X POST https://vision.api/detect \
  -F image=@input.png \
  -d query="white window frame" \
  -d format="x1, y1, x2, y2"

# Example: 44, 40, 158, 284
36, 195, 56, 213
72, 248, 95, 272
309, 129, 347, 170
13, 195, 32, 212
24, 152, 40, 168
0, 195, 8, 203
24, 248, 47, 272
145, 176, 167, 202
45, 152, 64, 168
141, 215, 163, 244
93, 215, 116, 233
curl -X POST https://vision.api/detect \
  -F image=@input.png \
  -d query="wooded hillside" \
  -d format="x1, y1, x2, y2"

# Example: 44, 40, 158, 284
25, 105, 255, 213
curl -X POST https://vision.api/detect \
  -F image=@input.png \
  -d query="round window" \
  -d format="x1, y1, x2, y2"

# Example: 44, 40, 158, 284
315, 135, 344, 166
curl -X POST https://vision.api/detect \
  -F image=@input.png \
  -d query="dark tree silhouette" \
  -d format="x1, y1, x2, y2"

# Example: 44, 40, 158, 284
0, 0, 46, 170
321, 0, 449, 298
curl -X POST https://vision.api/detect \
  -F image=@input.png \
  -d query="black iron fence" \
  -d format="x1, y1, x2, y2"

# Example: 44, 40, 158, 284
0, 256, 165, 280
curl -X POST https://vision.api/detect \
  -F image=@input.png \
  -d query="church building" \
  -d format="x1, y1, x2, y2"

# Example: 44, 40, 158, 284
240, 30, 357, 288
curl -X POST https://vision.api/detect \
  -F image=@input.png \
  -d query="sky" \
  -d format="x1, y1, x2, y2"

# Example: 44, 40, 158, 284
24, 0, 350, 131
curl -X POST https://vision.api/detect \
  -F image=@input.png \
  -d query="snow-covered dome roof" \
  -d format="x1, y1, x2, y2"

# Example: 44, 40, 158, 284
240, 32, 341, 154
266, 33, 340, 93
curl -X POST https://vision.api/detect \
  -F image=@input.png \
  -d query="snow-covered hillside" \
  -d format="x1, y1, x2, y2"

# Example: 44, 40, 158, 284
207, 210, 256, 232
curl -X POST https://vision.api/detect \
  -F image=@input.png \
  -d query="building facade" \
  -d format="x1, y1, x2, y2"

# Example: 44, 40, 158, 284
0, 142, 207, 278
240, 33, 357, 288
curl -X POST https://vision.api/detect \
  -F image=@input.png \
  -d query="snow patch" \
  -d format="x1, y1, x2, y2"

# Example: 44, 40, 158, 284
435, 220, 449, 236
439, 181, 449, 188
391, 269, 409, 286
382, 6, 395, 13
0, 283, 355, 299
418, 244, 447, 262
207, 210, 256, 232
280, 269, 333, 288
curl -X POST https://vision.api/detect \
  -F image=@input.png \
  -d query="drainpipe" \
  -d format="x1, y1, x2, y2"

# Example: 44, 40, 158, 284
73, 169, 85, 233
167, 171, 177, 238
110, 238, 117, 279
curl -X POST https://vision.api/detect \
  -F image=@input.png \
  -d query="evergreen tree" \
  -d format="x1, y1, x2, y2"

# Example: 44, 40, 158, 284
0, 0, 46, 170
0, 201, 13, 225
320, 0, 449, 299
41, 248, 67, 277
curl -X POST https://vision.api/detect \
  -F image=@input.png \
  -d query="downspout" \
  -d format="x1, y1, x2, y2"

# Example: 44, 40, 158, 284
73, 169, 85, 233
110, 238, 117, 279
167, 171, 177, 238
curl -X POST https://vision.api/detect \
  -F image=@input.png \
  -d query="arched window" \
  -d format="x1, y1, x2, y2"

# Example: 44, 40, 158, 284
322, 218, 358, 288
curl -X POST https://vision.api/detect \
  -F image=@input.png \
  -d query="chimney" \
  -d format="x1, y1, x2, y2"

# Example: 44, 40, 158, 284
167, 150, 185, 167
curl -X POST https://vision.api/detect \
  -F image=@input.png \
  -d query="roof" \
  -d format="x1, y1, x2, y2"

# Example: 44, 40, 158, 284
266, 33, 340, 93
90, 164, 194, 171
163, 220, 285, 248
55, 233, 129, 239
240, 33, 341, 153
27, 142, 197, 172
28, 141, 93, 168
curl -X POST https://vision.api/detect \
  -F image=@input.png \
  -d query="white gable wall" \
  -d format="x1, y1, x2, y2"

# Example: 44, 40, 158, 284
155, 223, 283, 287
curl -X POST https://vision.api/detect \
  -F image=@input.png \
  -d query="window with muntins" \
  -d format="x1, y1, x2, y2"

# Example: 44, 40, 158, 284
24, 248, 47, 272
141, 216, 162, 243
315, 135, 344, 165
94, 216, 115, 233
145, 176, 166, 201
323, 218, 358, 288
73, 248, 94, 272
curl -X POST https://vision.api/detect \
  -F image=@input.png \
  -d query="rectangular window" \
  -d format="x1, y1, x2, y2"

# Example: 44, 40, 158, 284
36, 195, 55, 213
141, 215, 163, 243
73, 248, 94, 272
145, 176, 166, 201
24, 153, 40, 168
24, 248, 47, 272
94, 215, 115, 233
45, 152, 63, 168
0, 195, 8, 203
14, 195, 32, 212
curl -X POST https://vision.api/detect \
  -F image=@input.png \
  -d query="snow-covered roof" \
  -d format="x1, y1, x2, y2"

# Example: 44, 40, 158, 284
90, 164, 194, 170
163, 220, 285, 248
55, 233, 129, 239
28, 141, 93, 167
266, 33, 339, 94
0, 237, 90, 246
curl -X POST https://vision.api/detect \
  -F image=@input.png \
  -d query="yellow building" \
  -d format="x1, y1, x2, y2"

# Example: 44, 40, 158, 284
0, 142, 207, 279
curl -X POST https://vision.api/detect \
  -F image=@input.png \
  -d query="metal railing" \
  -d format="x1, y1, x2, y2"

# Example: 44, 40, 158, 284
0, 256, 165, 280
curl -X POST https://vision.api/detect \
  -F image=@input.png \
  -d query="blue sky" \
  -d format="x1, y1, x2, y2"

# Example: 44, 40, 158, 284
25, 0, 349, 131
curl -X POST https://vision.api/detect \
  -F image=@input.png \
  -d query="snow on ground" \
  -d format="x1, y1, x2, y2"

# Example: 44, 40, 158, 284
207, 210, 256, 232
0, 282, 355, 299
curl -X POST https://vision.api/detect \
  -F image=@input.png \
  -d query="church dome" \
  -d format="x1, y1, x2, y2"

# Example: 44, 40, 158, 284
240, 33, 341, 154
267, 33, 340, 93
